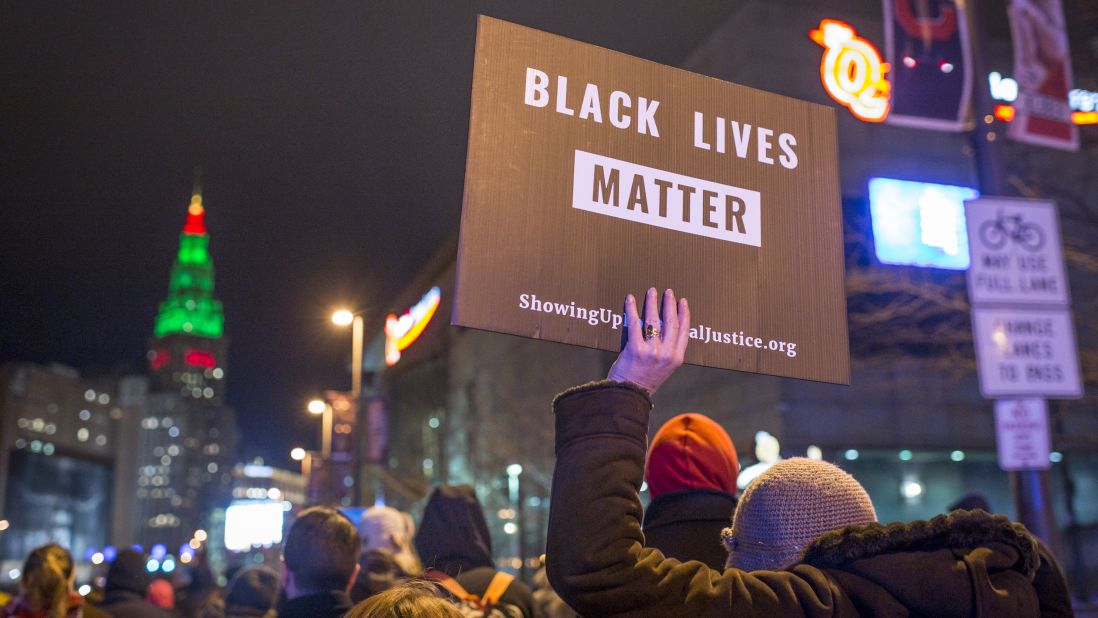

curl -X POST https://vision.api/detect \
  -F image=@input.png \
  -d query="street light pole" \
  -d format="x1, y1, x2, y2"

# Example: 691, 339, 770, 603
308, 399, 333, 460
333, 309, 367, 504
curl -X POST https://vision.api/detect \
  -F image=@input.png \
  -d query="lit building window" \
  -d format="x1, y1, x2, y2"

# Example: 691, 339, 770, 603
79, 410, 91, 421
95, 435, 107, 446
168, 427, 180, 438
77, 428, 90, 442
84, 390, 96, 402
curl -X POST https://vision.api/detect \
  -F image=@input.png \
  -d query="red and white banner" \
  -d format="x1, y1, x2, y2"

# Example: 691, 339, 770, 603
1006, 0, 1079, 150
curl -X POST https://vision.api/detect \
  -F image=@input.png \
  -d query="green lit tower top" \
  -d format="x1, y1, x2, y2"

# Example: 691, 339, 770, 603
154, 185, 224, 339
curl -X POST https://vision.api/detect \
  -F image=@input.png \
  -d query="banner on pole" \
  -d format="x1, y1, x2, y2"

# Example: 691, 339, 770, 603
882, 0, 972, 131
1006, 0, 1079, 150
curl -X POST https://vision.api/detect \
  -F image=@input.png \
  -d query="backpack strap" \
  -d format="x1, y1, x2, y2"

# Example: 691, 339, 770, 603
425, 569, 474, 601
480, 571, 514, 605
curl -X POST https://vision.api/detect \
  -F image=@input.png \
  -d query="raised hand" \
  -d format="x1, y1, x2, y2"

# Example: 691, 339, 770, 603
607, 287, 690, 395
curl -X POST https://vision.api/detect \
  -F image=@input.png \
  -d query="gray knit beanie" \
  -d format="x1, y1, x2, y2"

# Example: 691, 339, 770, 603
722, 458, 877, 571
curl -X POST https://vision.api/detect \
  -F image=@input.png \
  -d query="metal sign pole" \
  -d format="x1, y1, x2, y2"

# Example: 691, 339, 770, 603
965, 0, 1059, 551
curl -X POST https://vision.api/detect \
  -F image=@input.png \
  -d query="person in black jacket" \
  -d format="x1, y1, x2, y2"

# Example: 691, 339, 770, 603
99, 549, 171, 618
279, 506, 360, 618
415, 485, 537, 618
642, 412, 739, 569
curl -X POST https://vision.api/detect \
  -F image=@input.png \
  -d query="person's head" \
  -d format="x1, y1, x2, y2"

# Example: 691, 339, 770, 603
224, 565, 280, 614
20, 543, 75, 617
105, 548, 151, 596
146, 578, 175, 609
282, 506, 361, 597
722, 458, 877, 571
415, 485, 494, 575
645, 413, 739, 498
345, 580, 462, 618
355, 550, 408, 600
359, 506, 422, 576
949, 492, 991, 513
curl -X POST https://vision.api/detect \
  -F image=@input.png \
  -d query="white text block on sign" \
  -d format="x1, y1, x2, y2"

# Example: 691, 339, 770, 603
572, 150, 762, 247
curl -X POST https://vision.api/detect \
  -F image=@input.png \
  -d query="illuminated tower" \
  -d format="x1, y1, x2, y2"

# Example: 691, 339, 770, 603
136, 174, 236, 552
149, 179, 227, 401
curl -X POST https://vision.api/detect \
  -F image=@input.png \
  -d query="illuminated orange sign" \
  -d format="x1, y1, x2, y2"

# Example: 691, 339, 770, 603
993, 104, 1096, 126
384, 286, 441, 366
810, 19, 890, 122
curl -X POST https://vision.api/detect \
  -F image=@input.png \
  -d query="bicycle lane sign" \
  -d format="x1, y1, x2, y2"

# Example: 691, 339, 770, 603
964, 197, 1070, 306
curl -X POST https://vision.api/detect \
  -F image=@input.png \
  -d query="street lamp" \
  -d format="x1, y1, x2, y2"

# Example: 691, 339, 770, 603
290, 447, 306, 461
330, 309, 363, 401
308, 398, 333, 459
331, 308, 365, 502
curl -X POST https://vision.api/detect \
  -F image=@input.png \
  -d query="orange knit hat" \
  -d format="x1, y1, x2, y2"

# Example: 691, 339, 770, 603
645, 413, 739, 498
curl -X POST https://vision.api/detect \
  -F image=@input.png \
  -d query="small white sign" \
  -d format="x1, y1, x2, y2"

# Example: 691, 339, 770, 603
572, 149, 762, 247
994, 399, 1051, 471
972, 307, 1083, 398
965, 197, 1069, 306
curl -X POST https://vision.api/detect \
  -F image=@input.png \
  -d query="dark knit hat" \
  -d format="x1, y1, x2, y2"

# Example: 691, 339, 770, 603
224, 565, 280, 613
645, 413, 739, 498
105, 549, 151, 595
722, 458, 877, 571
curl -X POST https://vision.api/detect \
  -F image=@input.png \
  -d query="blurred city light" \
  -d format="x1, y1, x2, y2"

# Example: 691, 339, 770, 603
868, 177, 977, 270
331, 310, 355, 326
290, 447, 306, 461
901, 479, 924, 499
308, 399, 327, 415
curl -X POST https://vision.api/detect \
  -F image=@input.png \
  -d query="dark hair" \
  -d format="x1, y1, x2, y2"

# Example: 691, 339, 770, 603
283, 506, 360, 593
22, 543, 74, 618
345, 580, 462, 618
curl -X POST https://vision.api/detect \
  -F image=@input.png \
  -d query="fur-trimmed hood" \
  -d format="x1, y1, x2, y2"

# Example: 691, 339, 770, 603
803, 509, 1039, 577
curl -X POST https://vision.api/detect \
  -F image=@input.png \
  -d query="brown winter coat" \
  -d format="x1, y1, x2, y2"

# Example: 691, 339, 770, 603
546, 381, 1074, 617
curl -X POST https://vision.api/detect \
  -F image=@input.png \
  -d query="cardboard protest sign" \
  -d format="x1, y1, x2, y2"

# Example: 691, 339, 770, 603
454, 16, 849, 384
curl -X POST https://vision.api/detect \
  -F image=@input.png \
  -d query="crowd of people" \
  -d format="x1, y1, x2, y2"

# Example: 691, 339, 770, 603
2, 289, 1076, 616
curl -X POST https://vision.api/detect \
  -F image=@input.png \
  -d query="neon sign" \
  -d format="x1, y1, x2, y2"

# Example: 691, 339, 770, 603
988, 72, 1097, 125
810, 19, 891, 122
384, 286, 441, 366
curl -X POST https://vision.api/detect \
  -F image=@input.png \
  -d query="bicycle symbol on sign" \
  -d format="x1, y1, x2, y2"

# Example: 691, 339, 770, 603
978, 211, 1045, 251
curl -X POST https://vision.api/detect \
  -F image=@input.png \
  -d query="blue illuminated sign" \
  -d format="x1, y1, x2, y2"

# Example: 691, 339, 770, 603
868, 177, 978, 270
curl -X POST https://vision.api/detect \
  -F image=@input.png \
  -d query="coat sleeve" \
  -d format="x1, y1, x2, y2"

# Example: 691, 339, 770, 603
545, 381, 853, 618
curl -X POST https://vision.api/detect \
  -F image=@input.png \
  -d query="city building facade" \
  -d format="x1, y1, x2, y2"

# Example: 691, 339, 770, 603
133, 185, 237, 552
0, 362, 140, 577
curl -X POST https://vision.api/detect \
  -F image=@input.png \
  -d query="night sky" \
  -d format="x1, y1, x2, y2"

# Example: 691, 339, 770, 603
0, 2, 736, 466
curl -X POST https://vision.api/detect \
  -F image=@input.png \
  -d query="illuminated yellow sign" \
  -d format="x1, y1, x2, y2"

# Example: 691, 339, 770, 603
810, 19, 890, 122
384, 286, 441, 366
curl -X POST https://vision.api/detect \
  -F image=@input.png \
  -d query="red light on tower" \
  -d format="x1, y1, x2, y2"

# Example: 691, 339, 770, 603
182, 194, 207, 236
149, 349, 171, 370
184, 349, 217, 368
